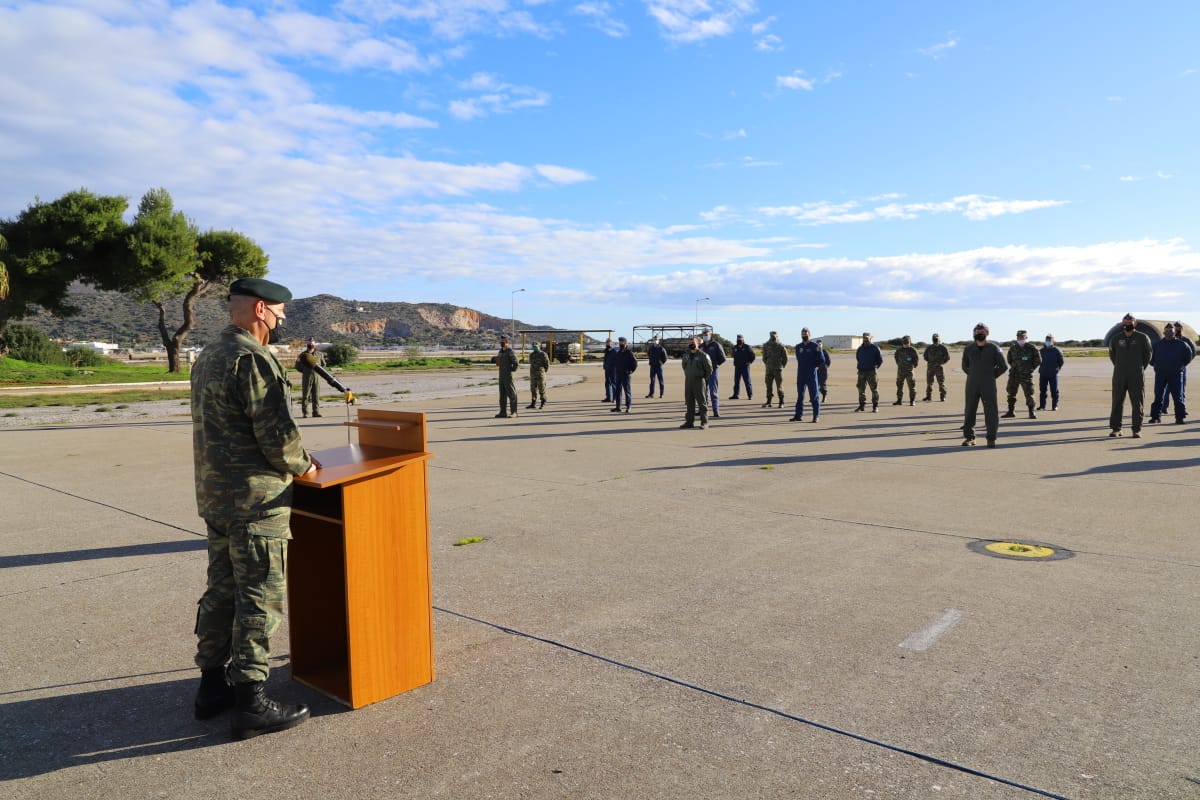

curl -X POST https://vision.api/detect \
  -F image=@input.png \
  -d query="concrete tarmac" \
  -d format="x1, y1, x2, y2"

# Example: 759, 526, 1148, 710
1, 358, 1197, 799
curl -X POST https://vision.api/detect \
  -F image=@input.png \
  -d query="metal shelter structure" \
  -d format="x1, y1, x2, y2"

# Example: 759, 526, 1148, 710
515, 329, 614, 363
630, 323, 713, 358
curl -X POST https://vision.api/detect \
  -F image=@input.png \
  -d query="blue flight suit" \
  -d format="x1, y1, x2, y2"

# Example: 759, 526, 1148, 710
646, 343, 667, 397
602, 345, 618, 402
792, 340, 823, 421
1038, 344, 1064, 410
1151, 338, 1192, 422
700, 338, 726, 417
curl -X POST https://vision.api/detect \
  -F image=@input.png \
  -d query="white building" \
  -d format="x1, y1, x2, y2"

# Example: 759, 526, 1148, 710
817, 335, 862, 350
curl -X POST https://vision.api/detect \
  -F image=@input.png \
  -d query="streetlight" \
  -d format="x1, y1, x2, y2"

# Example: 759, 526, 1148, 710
511, 288, 526, 341
695, 297, 710, 326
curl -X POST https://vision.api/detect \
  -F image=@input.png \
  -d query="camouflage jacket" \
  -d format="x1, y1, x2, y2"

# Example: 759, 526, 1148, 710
893, 346, 919, 372
922, 343, 949, 367
529, 349, 550, 375
1006, 342, 1042, 375
191, 325, 312, 523
761, 339, 789, 369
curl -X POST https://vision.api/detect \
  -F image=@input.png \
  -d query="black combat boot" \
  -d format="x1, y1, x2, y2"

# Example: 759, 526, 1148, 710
1028, 407, 1037, 419
923, 394, 932, 402
778, 394, 784, 408
194, 669, 235, 720
761, 398, 773, 408
1001, 404, 1016, 419
909, 396, 915, 406
854, 403, 864, 412
539, 398, 545, 409
892, 397, 903, 406
231, 682, 310, 740
872, 401, 878, 412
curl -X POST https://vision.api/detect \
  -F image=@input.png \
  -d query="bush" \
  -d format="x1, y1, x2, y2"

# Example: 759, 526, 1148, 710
325, 342, 358, 367
64, 345, 110, 367
0, 324, 66, 364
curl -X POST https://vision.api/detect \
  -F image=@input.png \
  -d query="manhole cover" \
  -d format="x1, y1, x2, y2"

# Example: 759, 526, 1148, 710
967, 539, 1073, 561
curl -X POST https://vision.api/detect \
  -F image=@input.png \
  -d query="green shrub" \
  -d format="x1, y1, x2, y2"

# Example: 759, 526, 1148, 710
0, 324, 66, 365
325, 342, 358, 367
64, 345, 111, 367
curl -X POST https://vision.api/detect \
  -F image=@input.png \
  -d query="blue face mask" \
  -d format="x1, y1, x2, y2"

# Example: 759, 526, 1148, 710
1045, 340, 1053, 347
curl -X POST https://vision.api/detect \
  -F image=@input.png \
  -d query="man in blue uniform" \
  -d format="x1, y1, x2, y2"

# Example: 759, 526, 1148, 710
729, 334, 756, 400
645, 336, 668, 398
1037, 334, 1064, 411
700, 330, 726, 418
789, 328, 822, 423
1149, 323, 1192, 424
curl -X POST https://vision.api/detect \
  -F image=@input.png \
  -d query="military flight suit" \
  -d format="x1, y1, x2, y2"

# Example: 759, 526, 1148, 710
527, 347, 550, 408
681, 348, 713, 427
761, 337, 788, 407
192, 324, 313, 685
922, 342, 949, 401
893, 345, 919, 404
1108, 329, 1153, 434
962, 340, 1007, 445
1004, 342, 1041, 416
495, 345, 520, 417
296, 348, 325, 417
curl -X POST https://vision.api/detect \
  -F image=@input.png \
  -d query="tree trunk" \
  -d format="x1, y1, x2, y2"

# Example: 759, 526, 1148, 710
157, 276, 211, 373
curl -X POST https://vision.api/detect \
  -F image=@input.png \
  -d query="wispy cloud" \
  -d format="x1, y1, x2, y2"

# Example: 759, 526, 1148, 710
1157, 170, 1174, 180
776, 68, 842, 91
449, 73, 551, 120
919, 36, 958, 59
573, 2, 630, 37
1119, 175, 1142, 182
755, 33, 783, 52
645, 0, 756, 44
338, 0, 555, 41
756, 194, 1067, 225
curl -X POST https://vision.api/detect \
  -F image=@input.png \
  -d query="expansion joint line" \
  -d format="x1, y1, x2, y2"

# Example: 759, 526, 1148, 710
435, 606, 1070, 800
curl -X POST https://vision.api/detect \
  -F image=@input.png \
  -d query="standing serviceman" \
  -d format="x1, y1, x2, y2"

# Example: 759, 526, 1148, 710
526, 342, 550, 410
1037, 334, 1064, 411
893, 335, 919, 406
601, 338, 617, 403
611, 336, 638, 414
729, 334, 756, 400
680, 336, 713, 429
816, 339, 831, 402
1162, 321, 1194, 420
922, 333, 949, 402
645, 336, 668, 398
790, 327, 822, 423
760, 331, 788, 408
1003, 330, 1041, 419
961, 322, 1007, 448
1149, 323, 1191, 424
854, 332, 884, 412
700, 329, 727, 419
494, 334, 520, 418
191, 277, 318, 740
1108, 313, 1153, 438
295, 338, 325, 418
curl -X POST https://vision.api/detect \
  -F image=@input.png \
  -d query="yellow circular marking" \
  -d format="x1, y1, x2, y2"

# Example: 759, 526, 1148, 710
984, 541, 1056, 558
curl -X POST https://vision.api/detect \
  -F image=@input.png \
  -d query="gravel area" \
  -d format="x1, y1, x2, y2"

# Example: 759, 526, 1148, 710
0, 368, 586, 428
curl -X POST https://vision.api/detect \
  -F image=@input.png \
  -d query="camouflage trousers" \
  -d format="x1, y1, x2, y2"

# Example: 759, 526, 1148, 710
763, 367, 784, 400
529, 369, 547, 402
856, 369, 879, 404
925, 364, 946, 396
195, 515, 290, 684
1006, 371, 1036, 408
896, 368, 915, 399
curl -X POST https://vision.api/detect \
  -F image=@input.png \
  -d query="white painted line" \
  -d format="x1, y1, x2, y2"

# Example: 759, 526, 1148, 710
899, 609, 967, 652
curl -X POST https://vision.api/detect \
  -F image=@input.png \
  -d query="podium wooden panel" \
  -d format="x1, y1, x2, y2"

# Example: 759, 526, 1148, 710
288, 409, 434, 708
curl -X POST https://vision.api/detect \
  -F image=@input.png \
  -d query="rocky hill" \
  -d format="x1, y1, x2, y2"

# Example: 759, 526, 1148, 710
23, 287, 564, 349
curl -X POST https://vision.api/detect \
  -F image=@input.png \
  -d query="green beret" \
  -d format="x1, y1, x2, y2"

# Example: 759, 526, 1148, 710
229, 277, 292, 303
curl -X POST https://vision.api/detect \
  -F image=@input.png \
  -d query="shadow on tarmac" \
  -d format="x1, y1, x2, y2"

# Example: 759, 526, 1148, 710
0, 538, 206, 569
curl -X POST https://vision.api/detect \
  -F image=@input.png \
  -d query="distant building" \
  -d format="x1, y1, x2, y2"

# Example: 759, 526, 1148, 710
74, 341, 120, 354
818, 335, 862, 350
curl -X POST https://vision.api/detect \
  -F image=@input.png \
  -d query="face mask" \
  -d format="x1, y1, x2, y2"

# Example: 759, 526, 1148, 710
1123, 323, 1135, 332
933, 339, 939, 344
265, 308, 284, 344
1044, 340, 1053, 347
974, 333, 987, 342
1017, 338, 1027, 346
801, 335, 809, 342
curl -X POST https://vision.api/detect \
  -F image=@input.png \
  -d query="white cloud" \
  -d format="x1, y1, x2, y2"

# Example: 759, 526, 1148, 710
750, 15, 775, 35
723, 128, 748, 139
755, 34, 782, 52
919, 36, 957, 59
449, 73, 551, 119
337, 0, 555, 40
1119, 175, 1142, 182
1106, 95, 1124, 103
777, 70, 814, 91
573, 2, 630, 37
756, 194, 1067, 225
534, 164, 595, 184
1157, 170, 1174, 180
645, 0, 757, 44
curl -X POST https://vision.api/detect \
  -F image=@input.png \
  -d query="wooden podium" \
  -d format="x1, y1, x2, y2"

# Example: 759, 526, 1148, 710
288, 409, 434, 708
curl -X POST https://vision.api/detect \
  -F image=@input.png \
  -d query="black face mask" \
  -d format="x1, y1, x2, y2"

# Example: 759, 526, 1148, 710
1123, 323, 1135, 332
265, 308, 283, 344
974, 333, 987, 342
801, 335, 809, 342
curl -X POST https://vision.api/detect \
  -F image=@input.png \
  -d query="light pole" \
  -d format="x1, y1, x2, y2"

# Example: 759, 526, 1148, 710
511, 288, 526, 341
695, 297, 710, 326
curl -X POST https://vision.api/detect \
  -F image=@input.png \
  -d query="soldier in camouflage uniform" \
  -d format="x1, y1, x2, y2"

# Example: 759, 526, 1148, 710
893, 335, 919, 406
494, 335, 520, 418
191, 277, 316, 740
855, 332, 884, 412
526, 342, 550, 409
1003, 329, 1041, 419
295, 338, 325, 417
760, 331, 788, 408
922, 333, 949, 402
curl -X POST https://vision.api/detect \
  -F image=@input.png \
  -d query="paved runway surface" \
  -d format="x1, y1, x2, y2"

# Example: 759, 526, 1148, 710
1, 358, 1196, 799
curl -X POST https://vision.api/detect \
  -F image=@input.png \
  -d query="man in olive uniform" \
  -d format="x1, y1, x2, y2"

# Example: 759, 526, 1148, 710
961, 322, 1007, 448
296, 338, 325, 418
855, 332, 884, 412
1109, 313, 1153, 438
893, 335, 919, 406
680, 336, 713, 429
1003, 329, 1041, 419
494, 334, 520, 418
526, 342, 550, 409
760, 331, 788, 408
922, 333, 949, 401
191, 277, 317, 739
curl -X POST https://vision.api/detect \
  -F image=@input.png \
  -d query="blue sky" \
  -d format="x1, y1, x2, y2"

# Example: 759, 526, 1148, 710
2, 0, 1198, 343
